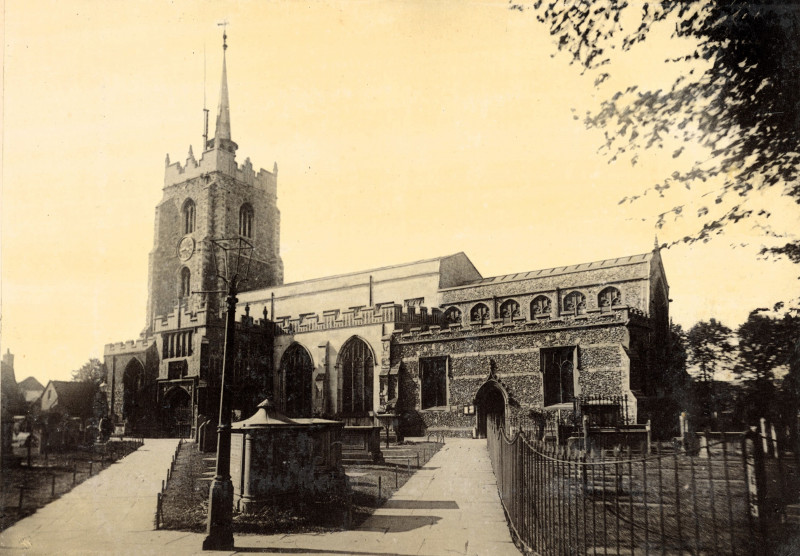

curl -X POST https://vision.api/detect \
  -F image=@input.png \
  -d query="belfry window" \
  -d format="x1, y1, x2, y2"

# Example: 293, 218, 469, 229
542, 346, 577, 406
420, 357, 448, 409
183, 200, 196, 234
180, 267, 191, 298
239, 203, 254, 238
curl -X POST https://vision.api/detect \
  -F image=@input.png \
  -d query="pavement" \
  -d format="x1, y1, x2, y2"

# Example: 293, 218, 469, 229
0, 438, 520, 556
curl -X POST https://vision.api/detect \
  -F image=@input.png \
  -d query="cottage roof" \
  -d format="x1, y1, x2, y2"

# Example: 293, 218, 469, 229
18, 376, 44, 392
43, 381, 96, 418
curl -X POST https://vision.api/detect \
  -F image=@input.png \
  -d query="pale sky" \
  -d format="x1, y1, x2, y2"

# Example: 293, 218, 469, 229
3, 1, 798, 385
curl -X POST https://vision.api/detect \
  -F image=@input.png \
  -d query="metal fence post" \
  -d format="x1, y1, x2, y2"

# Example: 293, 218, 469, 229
744, 429, 769, 554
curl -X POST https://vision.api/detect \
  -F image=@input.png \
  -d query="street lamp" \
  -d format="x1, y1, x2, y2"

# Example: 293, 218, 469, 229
203, 237, 253, 551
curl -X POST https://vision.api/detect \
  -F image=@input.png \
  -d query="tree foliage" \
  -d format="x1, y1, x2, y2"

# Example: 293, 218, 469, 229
734, 309, 800, 422
686, 318, 733, 382
72, 358, 107, 386
513, 0, 800, 260
735, 309, 798, 382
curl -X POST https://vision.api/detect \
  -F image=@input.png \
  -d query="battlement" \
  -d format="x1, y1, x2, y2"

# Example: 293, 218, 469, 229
153, 296, 211, 333
392, 305, 650, 343
164, 145, 276, 193
104, 335, 155, 355
272, 303, 443, 335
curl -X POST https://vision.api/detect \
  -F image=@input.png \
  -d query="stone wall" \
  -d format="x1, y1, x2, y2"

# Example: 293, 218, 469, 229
147, 163, 283, 329
391, 316, 634, 436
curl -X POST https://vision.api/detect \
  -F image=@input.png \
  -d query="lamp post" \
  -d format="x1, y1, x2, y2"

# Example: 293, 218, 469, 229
203, 237, 253, 551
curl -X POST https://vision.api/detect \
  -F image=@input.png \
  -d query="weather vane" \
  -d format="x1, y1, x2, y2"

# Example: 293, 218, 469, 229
218, 20, 229, 50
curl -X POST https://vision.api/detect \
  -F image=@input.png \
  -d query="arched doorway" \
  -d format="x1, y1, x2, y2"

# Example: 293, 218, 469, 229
279, 343, 314, 417
338, 337, 374, 416
122, 359, 146, 430
475, 380, 507, 439
162, 387, 192, 438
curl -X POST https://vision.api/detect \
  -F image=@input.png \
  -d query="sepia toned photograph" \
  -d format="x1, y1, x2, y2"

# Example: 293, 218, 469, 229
2, 2, 799, 554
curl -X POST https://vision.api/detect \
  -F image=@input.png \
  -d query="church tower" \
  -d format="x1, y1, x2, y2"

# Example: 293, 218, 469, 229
146, 33, 284, 328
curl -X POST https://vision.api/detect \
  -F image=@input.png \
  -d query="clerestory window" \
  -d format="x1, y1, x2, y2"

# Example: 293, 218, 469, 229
531, 295, 552, 316
598, 286, 622, 309
470, 303, 491, 323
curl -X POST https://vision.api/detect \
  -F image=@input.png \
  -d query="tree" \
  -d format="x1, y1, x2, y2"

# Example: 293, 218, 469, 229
654, 322, 692, 436
734, 309, 800, 422
684, 319, 734, 427
513, 1, 800, 260
71, 358, 107, 386
686, 319, 734, 382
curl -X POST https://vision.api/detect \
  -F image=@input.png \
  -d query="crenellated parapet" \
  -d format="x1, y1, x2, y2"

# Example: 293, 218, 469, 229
104, 335, 155, 355
392, 305, 650, 344
273, 303, 443, 335
153, 297, 210, 333
164, 146, 276, 195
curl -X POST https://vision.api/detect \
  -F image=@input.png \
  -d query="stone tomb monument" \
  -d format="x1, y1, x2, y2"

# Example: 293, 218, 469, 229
230, 399, 348, 515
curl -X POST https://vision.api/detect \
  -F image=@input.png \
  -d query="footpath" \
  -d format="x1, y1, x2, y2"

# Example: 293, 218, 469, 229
0, 438, 520, 556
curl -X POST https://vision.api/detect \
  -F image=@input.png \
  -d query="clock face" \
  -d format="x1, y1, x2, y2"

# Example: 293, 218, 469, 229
178, 236, 195, 262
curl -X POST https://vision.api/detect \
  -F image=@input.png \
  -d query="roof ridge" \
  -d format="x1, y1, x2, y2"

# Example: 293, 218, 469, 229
239, 253, 466, 294
464, 251, 653, 285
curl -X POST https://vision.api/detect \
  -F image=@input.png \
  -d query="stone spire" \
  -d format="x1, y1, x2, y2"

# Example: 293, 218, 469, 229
215, 31, 231, 141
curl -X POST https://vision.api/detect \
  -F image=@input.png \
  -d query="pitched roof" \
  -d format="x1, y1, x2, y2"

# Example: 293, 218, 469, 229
18, 376, 44, 392
445, 252, 654, 289
45, 381, 97, 418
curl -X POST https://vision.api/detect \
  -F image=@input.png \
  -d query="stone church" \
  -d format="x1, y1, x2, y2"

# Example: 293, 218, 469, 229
104, 39, 673, 440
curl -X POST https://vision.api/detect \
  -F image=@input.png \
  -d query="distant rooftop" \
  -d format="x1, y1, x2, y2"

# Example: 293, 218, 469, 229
18, 376, 44, 392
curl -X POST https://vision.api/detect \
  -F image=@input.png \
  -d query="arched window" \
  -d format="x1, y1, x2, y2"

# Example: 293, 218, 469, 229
531, 295, 552, 316
339, 337, 374, 415
598, 286, 622, 309
563, 291, 586, 315
279, 343, 314, 417
180, 267, 191, 298
239, 203, 254, 238
444, 307, 462, 324
499, 299, 520, 321
542, 347, 576, 406
122, 359, 146, 422
183, 199, 196, 234
470, 303, 491, 323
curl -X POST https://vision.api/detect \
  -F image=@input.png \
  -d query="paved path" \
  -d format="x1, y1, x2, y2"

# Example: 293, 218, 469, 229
0, 439, 181, 555
1, 438, 520, 556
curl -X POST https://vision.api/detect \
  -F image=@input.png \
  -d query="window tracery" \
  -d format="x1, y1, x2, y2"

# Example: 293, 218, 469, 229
183, 199, 196, 234
531, 295, 552, 316
444, 307, 462, 324
598, 286, 622, 308
563, 291, 586, 314
470, 303, 490, 323
239, 203, 254, 238
499, 299, 520, 321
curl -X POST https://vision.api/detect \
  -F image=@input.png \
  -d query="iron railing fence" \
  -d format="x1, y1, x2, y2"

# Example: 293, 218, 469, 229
573, 395, 631, 428
487, 417, 800, 556
508, 395, 633, 445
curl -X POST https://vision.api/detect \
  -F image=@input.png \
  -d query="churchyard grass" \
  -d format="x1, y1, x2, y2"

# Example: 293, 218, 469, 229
0, 440, 142, 531
159, 439, 443, 533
